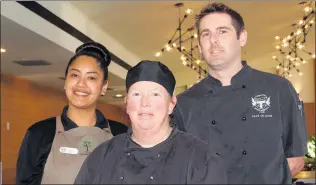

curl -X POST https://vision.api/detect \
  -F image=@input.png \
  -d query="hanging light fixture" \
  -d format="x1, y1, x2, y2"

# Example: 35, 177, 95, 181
154, 2, 208, 81
273, 1, 315, 78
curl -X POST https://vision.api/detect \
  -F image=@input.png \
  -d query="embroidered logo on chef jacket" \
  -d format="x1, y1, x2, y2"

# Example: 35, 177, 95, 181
251, 94, 273, 118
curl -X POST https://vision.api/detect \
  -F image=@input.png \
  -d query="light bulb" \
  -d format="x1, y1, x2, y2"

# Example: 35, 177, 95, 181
299, 20, 304, 25
302, 60, 307, 64
185, 9, 193, 15
180, 55, 186, 61
276, 45, 281, 49
182, 60, 187, 65
115, 94, 123, 98
284, 68, 288, 71
272, 56, 277, 59
287, 35, 292, 40
195, 60, 201, 64
165, 44, 172, 52
295, 62, 300, 66
155, 52, 161, 57
286, 55, 291, 59
181, 46, 185, 51
312, 53, 315, 58
276, 65, 280, 69
275, 36, 280, 40
282, 43, 288, 47
298, 45, 304, 49
296, 29, 302, 35
310, 20, 314, 24
172, 43, 177, 48
0, 48, 6, 53
289, 73, 292, 77
304, 7, 311, 12
194, 33, 198, 38
299, 72, 303, 76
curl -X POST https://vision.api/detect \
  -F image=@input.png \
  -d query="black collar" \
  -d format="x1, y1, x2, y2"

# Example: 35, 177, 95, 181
60, 105, 109, 131
125, 124, 178, 154
203, 60, 253, 90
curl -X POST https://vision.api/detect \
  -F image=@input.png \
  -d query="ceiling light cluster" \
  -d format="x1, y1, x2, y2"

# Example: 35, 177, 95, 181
273, 1, 315, 78
154, 2, 207, 80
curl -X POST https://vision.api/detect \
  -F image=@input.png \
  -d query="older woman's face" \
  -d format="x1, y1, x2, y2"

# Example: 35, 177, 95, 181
126, 81, 176, 131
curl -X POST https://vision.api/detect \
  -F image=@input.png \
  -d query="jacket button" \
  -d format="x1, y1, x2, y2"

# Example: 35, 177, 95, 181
120, 176, 124, 180
242, 85, 246, 88
127, 152, 131, 156
211, 120, 216, 125
157, 154, 160, 157
242, 150, 247, 155
242, 117, 247, 121
209, 90, 213, 93
150, 176, 154, 180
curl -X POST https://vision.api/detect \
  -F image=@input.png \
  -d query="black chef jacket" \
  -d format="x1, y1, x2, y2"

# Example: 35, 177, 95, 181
75, 126, 227, 184
172, 61, 308, 184
16, 106, 127, 184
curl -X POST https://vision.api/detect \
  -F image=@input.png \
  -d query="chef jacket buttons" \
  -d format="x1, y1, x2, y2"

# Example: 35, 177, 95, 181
127, 152, 131, 156
120, 176, 124, 180
211, 120, 216, 125
157, 154, 160, 157
242, 85, 246, 88
209, 90, 213, 93
242, 117, 247, 121
150, 176, 154, 180
242, 150, 247, 155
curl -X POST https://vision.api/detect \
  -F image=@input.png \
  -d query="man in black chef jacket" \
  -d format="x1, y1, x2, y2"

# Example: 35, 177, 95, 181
172, 2, 308, 184
75, 60, 227, 184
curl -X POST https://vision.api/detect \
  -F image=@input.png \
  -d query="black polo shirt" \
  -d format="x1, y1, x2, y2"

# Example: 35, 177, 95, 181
75, 126, 227, 184
172, 61, 308, 184
16, 106, 128, 185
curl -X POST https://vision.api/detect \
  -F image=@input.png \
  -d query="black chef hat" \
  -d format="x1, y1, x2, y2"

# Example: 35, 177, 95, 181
126, 60, 176, 96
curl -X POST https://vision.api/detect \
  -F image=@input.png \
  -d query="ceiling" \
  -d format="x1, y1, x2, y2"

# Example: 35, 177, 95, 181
0, 15, 126, 106
70, 1, 315, 86
1, 1, 315, 106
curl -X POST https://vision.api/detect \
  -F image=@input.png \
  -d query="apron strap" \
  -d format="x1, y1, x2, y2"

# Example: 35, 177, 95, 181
103, 120, 112, 134
56, 116, 65, 133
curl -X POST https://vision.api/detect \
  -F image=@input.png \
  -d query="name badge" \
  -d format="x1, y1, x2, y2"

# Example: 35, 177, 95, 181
59, 147, 79, 155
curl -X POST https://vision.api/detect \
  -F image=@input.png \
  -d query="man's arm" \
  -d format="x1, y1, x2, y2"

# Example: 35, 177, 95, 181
280, 79, 308, 177
287, 156, 305, 177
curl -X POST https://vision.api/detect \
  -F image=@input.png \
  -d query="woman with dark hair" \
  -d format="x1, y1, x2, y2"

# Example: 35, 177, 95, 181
16, 42, 114, 184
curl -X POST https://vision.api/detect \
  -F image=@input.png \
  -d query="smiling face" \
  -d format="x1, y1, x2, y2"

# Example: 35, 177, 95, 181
198, 13, 247, 70
64, 55, 107, 110
125, 81, 176, 132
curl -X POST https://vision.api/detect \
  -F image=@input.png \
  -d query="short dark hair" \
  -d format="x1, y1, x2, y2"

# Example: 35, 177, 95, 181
65, 42, 111, 81
195, 3, 245, 39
